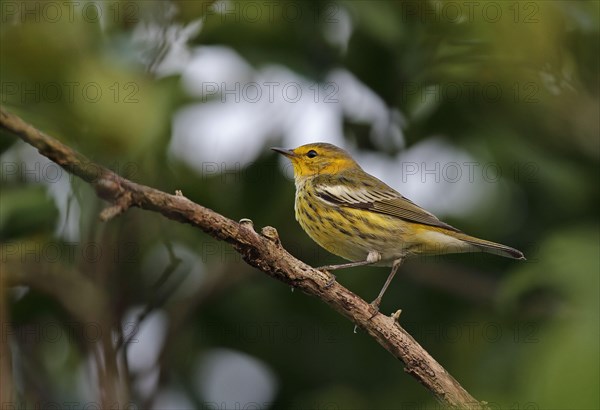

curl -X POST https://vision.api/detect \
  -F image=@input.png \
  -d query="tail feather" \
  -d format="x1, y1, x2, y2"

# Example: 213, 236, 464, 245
456, 234, 525, 260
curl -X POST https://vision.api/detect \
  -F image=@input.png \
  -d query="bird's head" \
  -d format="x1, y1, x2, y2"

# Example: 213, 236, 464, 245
271, 143, 360, 178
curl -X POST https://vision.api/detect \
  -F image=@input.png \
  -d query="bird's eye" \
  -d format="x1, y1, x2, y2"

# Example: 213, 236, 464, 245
306, 150, 318, 158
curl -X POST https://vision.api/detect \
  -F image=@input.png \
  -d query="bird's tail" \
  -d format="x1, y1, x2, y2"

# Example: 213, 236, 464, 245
454, 232, 525, 260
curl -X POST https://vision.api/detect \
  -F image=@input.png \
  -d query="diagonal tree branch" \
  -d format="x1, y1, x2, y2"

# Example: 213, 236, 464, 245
0, 107, 488, 409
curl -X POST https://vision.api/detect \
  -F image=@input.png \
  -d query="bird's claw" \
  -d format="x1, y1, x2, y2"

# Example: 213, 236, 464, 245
316, 266, 336, 289
324, 272, 336, 289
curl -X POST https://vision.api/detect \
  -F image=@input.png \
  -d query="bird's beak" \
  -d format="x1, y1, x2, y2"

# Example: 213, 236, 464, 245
270, 147, 296, 158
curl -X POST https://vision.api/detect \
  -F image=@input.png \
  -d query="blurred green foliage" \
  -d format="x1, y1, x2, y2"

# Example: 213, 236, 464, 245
1, 1, 598, 409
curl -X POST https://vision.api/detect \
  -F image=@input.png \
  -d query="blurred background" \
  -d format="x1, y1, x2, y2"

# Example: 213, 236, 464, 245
1, 0, 598, 409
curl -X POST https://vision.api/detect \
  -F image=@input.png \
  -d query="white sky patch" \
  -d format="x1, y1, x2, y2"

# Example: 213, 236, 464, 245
134, 367, 160, 401
124, 308, 168, 374
329, 68, 405, 150
194, 348, 278, 409
171, 101, 274, 170
329, 69, 386, 124
182, 46, 255, 94
282, 96, 344, 149
322, 3, 353, 53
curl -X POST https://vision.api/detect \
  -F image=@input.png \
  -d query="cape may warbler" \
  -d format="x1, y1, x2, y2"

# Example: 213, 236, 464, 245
272, 143, 525, 311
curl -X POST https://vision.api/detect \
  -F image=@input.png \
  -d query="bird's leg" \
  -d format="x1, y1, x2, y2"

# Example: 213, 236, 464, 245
318, 259, 374, 271
318, 251, 381, 288
369, 258, 403, 315
317, 250, 381, 271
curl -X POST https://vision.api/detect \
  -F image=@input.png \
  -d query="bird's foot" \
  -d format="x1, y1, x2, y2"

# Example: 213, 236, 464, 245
316, 266, 337, 289
324, 271, 336, 289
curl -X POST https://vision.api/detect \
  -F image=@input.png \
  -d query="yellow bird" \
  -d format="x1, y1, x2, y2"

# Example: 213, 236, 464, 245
272, 143, 525, 311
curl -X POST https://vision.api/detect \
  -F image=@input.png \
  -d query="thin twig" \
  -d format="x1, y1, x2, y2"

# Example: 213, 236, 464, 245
116, 237, 183, 352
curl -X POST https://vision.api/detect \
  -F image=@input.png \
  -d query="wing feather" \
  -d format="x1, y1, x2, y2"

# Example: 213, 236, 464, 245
314, 181, 461, 233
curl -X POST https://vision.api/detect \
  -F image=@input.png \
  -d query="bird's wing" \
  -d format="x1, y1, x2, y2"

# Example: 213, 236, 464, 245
313, 177, 461, 232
